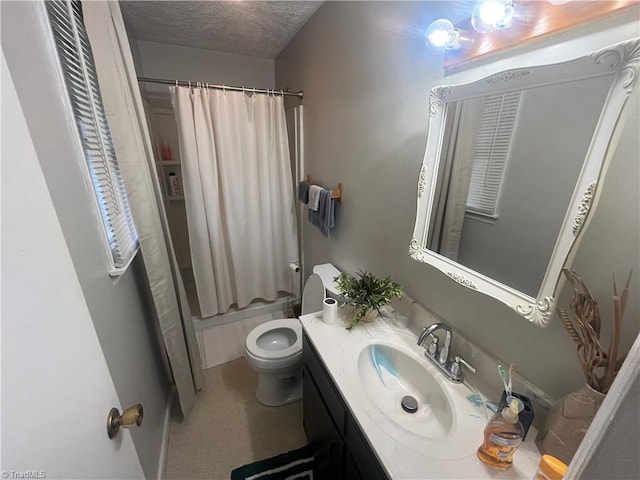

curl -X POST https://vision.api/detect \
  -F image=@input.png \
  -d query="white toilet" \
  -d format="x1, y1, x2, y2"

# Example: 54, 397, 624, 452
245, 263, 342, 406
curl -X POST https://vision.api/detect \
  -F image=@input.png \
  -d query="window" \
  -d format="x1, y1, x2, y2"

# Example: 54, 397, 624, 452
466, 91, 521, 218
46, 0, 138, 275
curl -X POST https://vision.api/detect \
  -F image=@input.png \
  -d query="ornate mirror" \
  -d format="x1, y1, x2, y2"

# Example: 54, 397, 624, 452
410, 39, 639, 327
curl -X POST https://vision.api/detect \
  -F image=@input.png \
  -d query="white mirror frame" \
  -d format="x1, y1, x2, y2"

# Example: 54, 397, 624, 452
410, 39, 639, 328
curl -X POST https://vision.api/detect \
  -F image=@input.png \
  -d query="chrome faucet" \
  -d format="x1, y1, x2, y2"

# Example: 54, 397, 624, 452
417, 322, 477, 383
417, 322, 451, 365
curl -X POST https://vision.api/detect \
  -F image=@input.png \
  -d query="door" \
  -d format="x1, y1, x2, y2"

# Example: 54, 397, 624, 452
1, 53, 144, 478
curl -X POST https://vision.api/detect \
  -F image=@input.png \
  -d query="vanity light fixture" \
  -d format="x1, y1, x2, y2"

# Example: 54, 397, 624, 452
471, 0, 515, 33
425, 18, 461, 50
443, 0, 635, 68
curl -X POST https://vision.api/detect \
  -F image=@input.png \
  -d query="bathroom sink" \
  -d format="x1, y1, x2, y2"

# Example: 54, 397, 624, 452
357, 343, 453, 438
342, 330, 486, 460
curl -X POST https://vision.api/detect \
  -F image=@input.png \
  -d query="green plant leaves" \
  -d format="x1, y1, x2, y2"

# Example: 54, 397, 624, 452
335, 270, 403, 329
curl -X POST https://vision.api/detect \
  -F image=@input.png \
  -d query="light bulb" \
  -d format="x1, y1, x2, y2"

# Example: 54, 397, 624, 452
425, 19, 460, 49
471, 1, 514, 33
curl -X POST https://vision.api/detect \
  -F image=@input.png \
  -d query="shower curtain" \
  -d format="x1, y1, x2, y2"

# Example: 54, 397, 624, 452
429, 98, 484, 261
172, 87, 298, 318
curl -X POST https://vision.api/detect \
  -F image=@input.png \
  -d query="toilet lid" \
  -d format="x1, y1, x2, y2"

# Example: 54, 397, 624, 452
245, 318, 302, 360
302, 273, 325, 315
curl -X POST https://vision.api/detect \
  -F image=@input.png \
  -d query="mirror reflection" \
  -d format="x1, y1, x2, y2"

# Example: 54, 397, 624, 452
426, 75, 613, 297
411, 39, 639, 326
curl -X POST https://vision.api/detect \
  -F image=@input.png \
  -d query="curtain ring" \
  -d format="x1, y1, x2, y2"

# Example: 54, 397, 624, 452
188, 81, 191, 89
280, 90, 284, 97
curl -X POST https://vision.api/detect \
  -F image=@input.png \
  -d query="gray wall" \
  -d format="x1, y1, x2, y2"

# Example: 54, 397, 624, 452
276, 1, 639, 400
458, 76, 613, 297
133, 39, 275, 108
1, 3, 171, 477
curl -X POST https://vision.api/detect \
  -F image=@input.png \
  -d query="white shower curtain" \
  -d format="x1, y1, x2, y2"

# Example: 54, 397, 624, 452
172, 87, 298, 318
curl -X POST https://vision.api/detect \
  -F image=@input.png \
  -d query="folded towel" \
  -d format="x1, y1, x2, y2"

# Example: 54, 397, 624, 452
308, 188, 335, 237
298, 181, 310, 204
308, 185, 323, 211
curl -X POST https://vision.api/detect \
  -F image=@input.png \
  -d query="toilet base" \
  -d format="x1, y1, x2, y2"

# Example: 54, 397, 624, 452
255, 370, 303, 407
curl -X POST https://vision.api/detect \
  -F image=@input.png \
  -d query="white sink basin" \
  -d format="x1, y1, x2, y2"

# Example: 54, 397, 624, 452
357, 343, 453, 438
342, 330, 486, 460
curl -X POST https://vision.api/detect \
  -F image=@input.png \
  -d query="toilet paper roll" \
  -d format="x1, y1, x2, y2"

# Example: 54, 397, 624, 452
322, 298, 338, 325
289, 262, 301, 299
289, 262, 300, 273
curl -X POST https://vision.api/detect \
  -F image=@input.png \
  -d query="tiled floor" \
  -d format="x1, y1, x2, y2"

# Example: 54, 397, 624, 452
164, 358, 307, 480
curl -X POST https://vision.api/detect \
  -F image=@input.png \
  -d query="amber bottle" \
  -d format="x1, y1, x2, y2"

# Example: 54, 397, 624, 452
477, 398, 524, 470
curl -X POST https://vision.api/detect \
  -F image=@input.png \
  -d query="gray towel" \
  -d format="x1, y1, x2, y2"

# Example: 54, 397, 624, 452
298, 181, 309, 204
308, 188, 335, 237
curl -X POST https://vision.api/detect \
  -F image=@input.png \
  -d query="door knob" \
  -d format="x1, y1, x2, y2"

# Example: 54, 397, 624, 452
107, 404, 143, 439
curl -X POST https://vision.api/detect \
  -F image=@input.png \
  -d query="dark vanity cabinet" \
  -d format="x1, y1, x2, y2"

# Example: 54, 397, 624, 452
303, 334, 388, 480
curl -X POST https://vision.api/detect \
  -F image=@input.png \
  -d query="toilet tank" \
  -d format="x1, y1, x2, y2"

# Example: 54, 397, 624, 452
312, 263, 344, 301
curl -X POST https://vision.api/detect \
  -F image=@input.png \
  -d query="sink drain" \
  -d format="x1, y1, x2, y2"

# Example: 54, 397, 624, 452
401, 395, 418, 414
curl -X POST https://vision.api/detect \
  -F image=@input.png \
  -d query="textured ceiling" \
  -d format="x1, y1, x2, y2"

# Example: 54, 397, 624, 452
120, 1, 323, 59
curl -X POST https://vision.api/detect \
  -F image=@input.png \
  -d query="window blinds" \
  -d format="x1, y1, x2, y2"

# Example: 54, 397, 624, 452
466, 91, 522, 218
46, 0, 138, 273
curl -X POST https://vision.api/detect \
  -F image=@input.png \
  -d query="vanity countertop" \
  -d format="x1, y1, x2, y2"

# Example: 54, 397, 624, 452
300, 311, 542, 479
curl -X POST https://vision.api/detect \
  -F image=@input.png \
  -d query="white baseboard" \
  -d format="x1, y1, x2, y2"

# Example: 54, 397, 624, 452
156, 387, 175, 480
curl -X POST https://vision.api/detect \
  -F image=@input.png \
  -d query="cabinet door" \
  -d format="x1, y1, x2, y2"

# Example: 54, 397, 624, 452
303, 335, 346, 435
345, 453, 364, 480
345, 415, 389, 480
303, 367, 344, 480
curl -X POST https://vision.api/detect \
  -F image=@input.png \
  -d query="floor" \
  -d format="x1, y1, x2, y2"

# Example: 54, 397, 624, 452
164, 358, 308, 480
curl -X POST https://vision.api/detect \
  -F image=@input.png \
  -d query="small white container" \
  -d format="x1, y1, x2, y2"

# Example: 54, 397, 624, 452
322, 298, 338, 325
168, 172, 182, 196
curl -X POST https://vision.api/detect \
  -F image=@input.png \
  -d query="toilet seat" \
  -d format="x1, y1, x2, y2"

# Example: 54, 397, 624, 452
245, 318, 302, 361
243, 263, 342, 406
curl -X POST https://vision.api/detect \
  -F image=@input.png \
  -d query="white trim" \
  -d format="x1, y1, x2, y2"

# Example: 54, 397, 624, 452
156, 387, 175, 480
410, 38, 640, 327
46, 1, 139, 275
109, 246, 140, 277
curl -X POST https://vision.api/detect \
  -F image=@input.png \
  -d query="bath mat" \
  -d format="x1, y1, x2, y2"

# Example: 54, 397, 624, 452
230, 445, 314, 480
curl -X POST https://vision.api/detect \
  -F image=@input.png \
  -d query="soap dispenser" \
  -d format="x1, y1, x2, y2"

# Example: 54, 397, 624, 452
477, 396, 525, 470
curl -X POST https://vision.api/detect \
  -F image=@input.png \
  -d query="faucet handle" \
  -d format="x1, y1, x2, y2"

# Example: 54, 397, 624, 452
427, 335, 439, 357
450, 355, 477, 382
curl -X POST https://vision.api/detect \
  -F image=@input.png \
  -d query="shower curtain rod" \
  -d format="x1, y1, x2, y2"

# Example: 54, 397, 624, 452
137, 76, 304, 99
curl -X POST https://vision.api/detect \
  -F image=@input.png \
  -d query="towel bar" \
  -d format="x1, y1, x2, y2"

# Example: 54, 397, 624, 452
305, 175, 342, 202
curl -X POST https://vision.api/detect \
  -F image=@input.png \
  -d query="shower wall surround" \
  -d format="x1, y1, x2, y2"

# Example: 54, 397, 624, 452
275, 1, 639, 400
